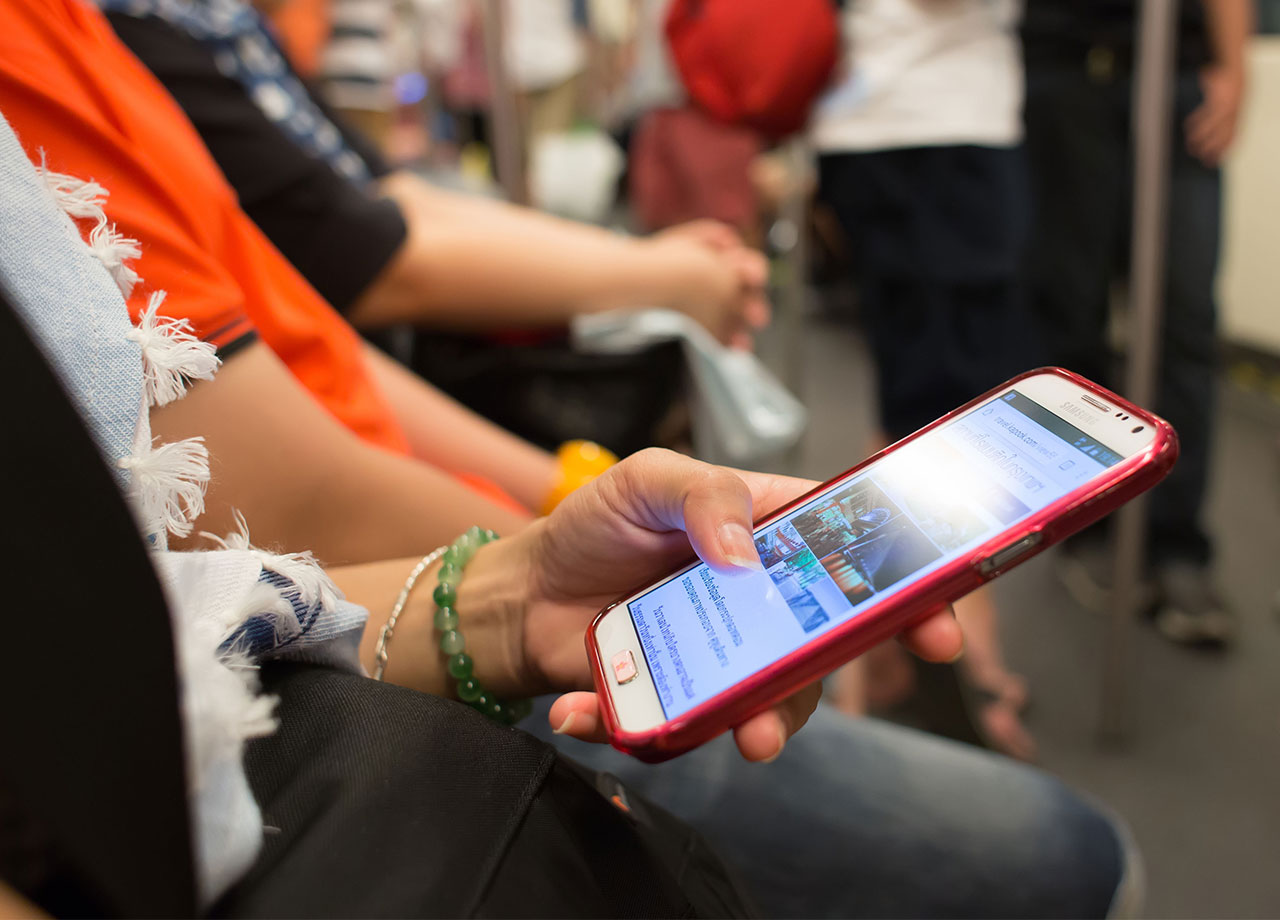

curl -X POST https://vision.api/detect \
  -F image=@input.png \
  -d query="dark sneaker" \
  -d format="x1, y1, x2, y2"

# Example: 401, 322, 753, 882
1055, 539, 1156, 613
1151, 562, 1235, 649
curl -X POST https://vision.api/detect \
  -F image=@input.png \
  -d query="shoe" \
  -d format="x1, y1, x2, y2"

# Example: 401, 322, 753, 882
1055, 539, 1157, 613
1150, 562, 1235, 649
970, 690, 1039, 763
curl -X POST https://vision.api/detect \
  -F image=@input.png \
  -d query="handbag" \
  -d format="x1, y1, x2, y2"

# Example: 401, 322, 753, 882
219, 664, 756, 918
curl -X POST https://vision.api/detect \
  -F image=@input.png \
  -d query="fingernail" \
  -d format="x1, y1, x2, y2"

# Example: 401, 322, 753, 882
552, 712, 577, 735
760, 724, 786, 764
718, 522, 763, 572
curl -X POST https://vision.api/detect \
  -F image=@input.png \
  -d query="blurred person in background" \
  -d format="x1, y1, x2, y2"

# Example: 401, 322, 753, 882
318, 0, 397, 145
504, 0, 587, 151
439, 0, 497, 155
809, 0, 1035, 760
624, 0, 765, 240
623, 0, 840, 244
267, 0, 330, 79
1022, 0, 1252, 648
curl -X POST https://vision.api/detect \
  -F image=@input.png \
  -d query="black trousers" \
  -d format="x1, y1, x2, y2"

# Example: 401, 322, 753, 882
1024, 63, 1219, 566
817, 145, 1032, 442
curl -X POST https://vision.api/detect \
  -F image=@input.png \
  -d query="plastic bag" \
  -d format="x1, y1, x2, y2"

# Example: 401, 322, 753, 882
572, 309, 807, 464
530, 129, 624, 223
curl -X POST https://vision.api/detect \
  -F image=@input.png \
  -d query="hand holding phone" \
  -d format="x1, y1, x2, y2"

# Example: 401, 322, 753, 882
585, 369, 1177, 761
463, 448, 963, 763
522, 452, 963, 762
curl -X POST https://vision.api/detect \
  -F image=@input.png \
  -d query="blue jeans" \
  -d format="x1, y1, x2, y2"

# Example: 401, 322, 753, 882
529, 700, 1136, 918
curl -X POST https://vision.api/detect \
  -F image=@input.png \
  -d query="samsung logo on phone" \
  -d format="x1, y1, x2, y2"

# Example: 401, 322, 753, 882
1059, 401, 1098, 426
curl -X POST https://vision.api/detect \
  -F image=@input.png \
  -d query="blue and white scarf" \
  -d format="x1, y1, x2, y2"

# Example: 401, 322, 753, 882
0, 109, 367, 905
100, 0, 372, 183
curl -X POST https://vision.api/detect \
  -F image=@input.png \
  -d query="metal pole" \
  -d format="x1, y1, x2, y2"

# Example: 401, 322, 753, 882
780, 140, 811, 424
1098, 0, 1179, 742
480, 0, 528, 204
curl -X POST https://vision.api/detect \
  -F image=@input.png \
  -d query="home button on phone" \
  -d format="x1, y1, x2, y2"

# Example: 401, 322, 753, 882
611, 649, 638, 685
978, 533, 1043, 575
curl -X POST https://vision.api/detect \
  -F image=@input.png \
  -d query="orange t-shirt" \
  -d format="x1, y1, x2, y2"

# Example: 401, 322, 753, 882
271, 0, 332, 79
0, 0, 410, 455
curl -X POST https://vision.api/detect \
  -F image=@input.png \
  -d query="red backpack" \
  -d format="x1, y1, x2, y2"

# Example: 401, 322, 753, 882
664, 0, 840, 139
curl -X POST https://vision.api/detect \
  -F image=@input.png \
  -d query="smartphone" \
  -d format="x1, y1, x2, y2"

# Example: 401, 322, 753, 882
586, 368, 1178, 761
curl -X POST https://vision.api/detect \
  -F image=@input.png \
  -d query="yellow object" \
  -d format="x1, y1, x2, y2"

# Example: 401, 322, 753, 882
459, 142, 492, 186
541, 440, 619, 515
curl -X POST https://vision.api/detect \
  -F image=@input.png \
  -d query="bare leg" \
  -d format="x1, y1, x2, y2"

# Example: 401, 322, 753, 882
953, 587, 1037, 761
953, 587, 1028, 710
827, 658, 868, 716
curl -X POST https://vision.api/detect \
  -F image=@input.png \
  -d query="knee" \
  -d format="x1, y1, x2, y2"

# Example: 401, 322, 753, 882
885, 731, 1133, 918
989, 773, 1134, 918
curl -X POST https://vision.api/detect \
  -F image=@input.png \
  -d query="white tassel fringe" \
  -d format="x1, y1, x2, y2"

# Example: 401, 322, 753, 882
220, 580, 308, 655
202, 511, 342, 611
128, 291, 220, 406
37, 160, 109, 218
37, 160, 142, 298
119, 436, 210, 538
86, 219, 141, 299
38, 161, 266, 905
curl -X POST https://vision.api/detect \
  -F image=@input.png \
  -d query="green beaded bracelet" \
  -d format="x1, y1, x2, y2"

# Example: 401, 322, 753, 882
433, 526, 532, 725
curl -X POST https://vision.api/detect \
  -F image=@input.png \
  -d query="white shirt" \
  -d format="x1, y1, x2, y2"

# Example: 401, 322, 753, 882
503, 0, 586, 91
810, 0, 1024, 152
625, 0, 685, 117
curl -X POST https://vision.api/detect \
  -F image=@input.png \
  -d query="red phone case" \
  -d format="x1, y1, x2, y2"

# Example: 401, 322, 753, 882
585, 368, 1178, 762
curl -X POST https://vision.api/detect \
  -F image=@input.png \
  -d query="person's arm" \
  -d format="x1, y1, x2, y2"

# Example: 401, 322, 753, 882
103, 15, 768, 343
352, 171, 769, 345
1185, 0, 1255, 165
0, 881, 45, 919
328, 448, 966, 762
362, 344, 559, 511
151, 341, 531, 564
104, 12, 412, 316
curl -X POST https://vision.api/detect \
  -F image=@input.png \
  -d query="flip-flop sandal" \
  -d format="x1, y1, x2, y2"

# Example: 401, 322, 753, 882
901, 660, 1039, 763
983, 672, 1032, 716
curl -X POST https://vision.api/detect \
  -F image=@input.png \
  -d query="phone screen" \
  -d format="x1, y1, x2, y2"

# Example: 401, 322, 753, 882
627, 389, 1125, 720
